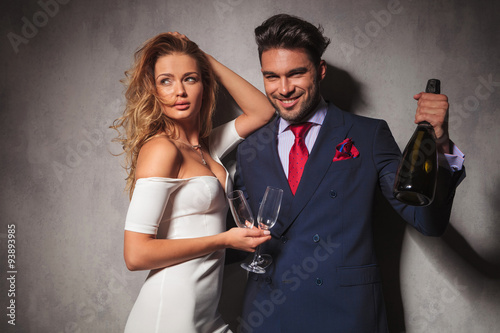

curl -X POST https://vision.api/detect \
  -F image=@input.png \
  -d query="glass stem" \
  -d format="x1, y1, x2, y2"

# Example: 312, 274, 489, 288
249, 245, 261, 267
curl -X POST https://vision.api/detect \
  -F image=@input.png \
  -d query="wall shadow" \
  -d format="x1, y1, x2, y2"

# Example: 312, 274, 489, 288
320, 63, 366, 113
372, 187, 407, 332
442, 225, 500, 279
441, 175, 500, 279
213, 85, 243, 126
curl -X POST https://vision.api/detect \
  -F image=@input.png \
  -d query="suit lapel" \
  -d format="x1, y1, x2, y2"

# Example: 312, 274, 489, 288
273, 103, 353, 237
251, 118, 295, 220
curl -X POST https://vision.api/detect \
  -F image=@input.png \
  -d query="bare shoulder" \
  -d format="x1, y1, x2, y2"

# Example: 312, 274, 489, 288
136, 135, 182, 179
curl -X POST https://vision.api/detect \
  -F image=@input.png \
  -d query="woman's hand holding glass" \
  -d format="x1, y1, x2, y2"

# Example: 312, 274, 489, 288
227, 190, 270, 258
228, 187, 283, 274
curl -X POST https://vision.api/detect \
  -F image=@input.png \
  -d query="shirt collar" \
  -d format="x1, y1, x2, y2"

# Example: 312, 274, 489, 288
278, 98, 328, 134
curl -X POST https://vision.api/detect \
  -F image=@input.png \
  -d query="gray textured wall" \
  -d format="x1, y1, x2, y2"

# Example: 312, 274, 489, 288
1, 0, 499, 332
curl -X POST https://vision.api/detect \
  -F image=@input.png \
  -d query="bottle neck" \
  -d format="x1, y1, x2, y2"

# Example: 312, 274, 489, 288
417, 121, 432, 127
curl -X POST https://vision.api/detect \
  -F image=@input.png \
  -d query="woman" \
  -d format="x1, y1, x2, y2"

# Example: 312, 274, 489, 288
113, 32, 275, 332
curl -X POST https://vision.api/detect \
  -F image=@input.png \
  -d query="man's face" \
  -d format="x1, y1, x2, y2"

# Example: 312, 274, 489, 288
260, 48, 326, 123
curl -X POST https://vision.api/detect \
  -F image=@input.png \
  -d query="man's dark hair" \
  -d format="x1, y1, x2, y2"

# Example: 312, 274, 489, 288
255, 14, 331, 66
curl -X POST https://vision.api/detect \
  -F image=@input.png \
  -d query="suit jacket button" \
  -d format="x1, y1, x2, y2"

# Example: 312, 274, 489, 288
329, 190, 337, 198
280, 235, 288, 243
313, 234, 320, 243
316, 278, 323, 286
265, 277, 272, 284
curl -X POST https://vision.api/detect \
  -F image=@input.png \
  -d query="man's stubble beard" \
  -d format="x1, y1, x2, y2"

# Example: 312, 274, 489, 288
269, 79, 322, 124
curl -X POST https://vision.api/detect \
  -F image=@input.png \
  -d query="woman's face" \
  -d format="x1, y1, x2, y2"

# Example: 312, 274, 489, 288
154, 53, 204, 123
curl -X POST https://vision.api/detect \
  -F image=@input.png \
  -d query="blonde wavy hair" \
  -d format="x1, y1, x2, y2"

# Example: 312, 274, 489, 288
112, 33, 218, 197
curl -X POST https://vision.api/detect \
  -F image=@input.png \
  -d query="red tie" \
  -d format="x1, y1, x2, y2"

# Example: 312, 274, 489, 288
288, 122, 313, 195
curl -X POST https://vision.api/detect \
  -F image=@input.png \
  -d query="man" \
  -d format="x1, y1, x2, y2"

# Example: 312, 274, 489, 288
234, 14, 465, 333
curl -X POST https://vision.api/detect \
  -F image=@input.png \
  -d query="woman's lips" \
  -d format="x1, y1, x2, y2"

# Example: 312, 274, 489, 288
173, 103, 190, 110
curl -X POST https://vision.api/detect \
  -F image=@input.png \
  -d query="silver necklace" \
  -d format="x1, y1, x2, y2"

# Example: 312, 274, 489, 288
191, 144, 207, 165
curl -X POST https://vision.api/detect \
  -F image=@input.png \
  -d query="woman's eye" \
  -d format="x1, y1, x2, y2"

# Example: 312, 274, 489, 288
185, 76, 198, 83
160, 78, 171, 85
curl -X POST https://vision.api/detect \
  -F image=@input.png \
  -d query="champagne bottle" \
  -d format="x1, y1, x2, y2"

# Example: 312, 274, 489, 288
393, 79, 440, 206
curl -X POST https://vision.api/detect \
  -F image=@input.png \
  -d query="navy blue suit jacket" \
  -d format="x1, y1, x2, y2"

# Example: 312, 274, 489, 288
234, 103, 464, 333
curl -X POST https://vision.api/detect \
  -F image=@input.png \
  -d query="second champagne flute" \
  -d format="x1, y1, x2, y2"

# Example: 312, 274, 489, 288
254, 186, 283, 269
242, 186, 283, 273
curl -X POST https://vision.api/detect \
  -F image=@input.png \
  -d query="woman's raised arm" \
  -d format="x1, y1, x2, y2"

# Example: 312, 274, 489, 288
206, 54, 275, 138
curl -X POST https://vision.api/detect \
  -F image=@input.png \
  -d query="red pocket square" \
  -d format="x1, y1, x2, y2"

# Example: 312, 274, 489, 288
333, 138, 359, 161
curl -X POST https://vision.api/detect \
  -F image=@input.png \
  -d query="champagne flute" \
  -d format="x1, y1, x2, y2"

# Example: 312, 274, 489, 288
254, 186, 283, 269
227, 190, 254, 229
227, 190, 265, 274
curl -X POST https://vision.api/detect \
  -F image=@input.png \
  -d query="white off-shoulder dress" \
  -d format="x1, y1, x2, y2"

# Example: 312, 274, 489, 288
124, 120, 242, 333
